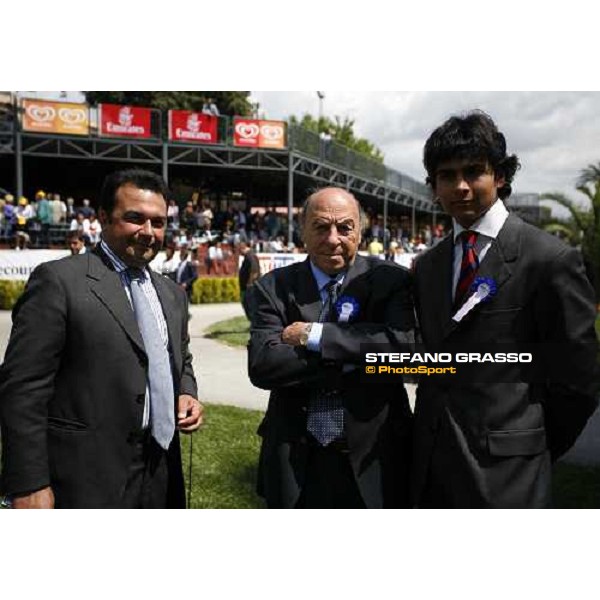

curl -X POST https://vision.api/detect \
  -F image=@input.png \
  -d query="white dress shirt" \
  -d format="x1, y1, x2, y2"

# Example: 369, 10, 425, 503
451, 199, 509, 301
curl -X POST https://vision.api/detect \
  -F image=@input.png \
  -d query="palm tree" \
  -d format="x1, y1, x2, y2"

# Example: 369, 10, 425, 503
541, 162, 600, 307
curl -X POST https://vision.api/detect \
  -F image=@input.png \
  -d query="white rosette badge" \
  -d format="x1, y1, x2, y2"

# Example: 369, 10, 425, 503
452, 276, 497, 323
335, 296, 360, 323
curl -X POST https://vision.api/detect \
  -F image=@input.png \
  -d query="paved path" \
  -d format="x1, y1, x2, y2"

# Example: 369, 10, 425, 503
1, 304, 596, 465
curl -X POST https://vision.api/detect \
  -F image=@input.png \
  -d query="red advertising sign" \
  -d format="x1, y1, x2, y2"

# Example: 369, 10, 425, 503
168, 110, 218, 144
233, 118, 286, 149
99, 104, 152, 139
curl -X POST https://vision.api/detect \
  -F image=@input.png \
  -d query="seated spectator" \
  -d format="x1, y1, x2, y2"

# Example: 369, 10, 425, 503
70, 212, 91, 245
206, 240, 223, 275
2, 194, 15, 239
79, 198, 94, 219
201, 98, 220, 116
87, 212, 102, 247
167, 199, 180, 230
367, 237, 384, 257
158, 242, 179, 280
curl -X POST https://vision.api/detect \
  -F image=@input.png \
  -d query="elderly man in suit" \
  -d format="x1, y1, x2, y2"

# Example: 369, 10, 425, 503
412, 111, 599, 508
248, 187, 415, 508
0, 169, 203, 508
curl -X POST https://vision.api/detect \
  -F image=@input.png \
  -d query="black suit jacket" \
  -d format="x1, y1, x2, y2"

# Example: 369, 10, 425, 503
248, 255, 415, 508
412, 213, 599, 508
0, 248, 198, 508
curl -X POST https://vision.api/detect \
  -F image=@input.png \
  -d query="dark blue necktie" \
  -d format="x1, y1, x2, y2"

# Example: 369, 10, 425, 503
307, 279, 344, 446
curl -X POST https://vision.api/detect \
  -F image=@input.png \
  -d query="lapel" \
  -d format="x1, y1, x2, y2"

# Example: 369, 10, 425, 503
293, 258, 322, 323
442, 212, 521, 338
419, 235, 454, 341
150, 269, 183, 375
87, 248, 145, 354
339, 254, 369, 294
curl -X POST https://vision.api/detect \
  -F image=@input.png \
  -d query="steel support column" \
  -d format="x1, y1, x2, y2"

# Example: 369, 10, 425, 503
383, 189, 389, 250
287, 152, 294, 245
162, 142, 169, 185
15, 129, 23, 199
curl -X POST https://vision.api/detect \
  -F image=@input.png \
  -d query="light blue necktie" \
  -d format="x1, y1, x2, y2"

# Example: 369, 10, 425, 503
307, 279, 344, 446
128, 269, 175, 450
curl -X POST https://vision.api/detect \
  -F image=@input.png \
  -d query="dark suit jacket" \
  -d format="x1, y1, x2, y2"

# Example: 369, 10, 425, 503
248, 255, 415, 508
412, 213, 599, 508
175, 260, 198, 300
0, 247, 198, 508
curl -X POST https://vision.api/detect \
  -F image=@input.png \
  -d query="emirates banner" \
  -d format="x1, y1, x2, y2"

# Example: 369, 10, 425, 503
233, 118, 286, 149
22, 99, 89, 135
168, 111, 218, 143
99, 104, 152, 138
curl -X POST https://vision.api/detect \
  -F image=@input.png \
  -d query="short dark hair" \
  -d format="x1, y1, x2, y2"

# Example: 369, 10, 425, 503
423, 110, 520, 200
99, 169, 169, 215
67, 230, 85, 242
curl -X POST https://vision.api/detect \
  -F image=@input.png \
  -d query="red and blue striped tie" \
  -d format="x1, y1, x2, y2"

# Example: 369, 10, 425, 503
454, 230, 479, 310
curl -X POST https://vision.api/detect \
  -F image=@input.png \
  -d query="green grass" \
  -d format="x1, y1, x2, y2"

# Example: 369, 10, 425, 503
181, 403, 265, 509
204, 316, 250, 348
2, 403, 600, 509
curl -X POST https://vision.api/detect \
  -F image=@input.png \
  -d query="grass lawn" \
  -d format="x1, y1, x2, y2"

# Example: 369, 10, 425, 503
204, 316, 250, 348
181, 403, 265, 509
1, 402, 599, 508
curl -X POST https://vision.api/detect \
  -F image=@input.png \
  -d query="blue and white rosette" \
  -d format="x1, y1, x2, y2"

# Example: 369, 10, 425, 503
335, 295, 360, 322
470, 276, 497, 302
452, 276, 497, 322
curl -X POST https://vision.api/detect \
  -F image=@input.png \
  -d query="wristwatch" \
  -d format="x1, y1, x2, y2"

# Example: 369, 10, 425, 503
299, 323, 312, 346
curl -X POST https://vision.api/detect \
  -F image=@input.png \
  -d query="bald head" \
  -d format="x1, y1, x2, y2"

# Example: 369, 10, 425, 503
301, 187, 362, 275
301, 187, 362, 228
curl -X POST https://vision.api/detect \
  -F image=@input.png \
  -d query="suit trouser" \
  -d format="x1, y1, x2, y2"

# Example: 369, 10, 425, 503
121, 432, 170, 508
296, 442, 366, 509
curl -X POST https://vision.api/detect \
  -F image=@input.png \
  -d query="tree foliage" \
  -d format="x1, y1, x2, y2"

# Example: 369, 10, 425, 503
84, 91, 252, 116
541, 162, 600, 302
289, 114, 384, 163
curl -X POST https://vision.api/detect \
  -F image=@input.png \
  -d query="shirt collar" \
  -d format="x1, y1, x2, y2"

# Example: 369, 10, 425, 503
100, 238, 148, 279
453, 199, 509, 243
309, 261, 346, 291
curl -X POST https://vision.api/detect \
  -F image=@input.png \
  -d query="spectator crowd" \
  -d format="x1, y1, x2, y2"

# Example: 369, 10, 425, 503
1, 188, 446, 271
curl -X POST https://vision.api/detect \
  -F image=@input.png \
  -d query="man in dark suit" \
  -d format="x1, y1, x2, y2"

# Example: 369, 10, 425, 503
0, 169, 203, 508
174, 242, 198, 301
248, 187, 415, 508
412, 111, 599, 508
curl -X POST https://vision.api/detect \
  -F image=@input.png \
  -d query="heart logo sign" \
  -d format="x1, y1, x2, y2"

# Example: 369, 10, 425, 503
261, 125, 283, 141
59, 108, 86, 125
235, 122, 260, 139
26, 105, 56, 122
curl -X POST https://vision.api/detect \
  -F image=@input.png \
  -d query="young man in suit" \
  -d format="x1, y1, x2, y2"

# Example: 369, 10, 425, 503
248, 187, 415, 508
412, 111, 599, 508
0, 169, 203, 508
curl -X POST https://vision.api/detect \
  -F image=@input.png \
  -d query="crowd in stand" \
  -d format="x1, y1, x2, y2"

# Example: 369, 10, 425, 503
1, 189, 447, 271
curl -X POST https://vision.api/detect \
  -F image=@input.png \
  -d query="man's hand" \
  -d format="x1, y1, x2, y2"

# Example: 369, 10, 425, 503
12, 486, 55, 509
282, 322, 309, 347
177, 394, 204, 433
